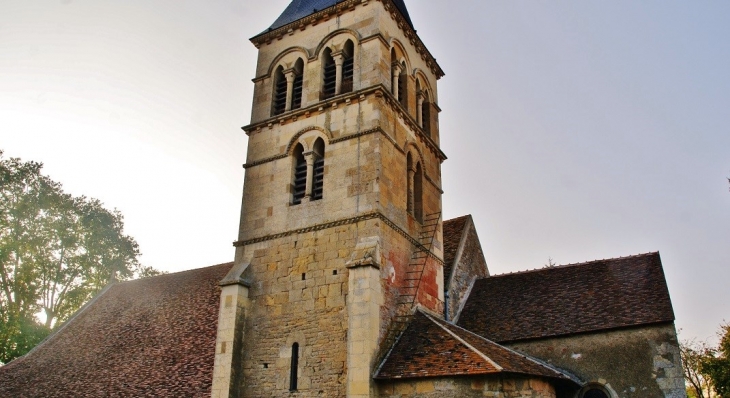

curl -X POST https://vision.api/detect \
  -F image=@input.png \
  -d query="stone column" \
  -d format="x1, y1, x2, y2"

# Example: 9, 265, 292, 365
211, 268, 251, 398
417, 91, 424, 127
333, 52, 345, 96
302, 151, 315, 202
391, 63, 402, 99
346, 238, 383, 398
283, 69, 296, 112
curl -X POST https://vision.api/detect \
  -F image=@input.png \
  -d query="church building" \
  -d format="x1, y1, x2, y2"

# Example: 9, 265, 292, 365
0, 1, 686, 397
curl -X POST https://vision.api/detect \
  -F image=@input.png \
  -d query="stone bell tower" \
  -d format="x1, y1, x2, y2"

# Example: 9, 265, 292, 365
211, 1, 445, 397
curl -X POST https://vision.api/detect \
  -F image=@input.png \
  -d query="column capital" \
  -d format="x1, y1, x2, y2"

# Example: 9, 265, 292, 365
332, 52, 345, 65
302, 151, 316, 163
283, 68, 297, 82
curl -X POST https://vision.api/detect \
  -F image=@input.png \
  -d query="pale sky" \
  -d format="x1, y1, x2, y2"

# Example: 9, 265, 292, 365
1, 0, 728, 344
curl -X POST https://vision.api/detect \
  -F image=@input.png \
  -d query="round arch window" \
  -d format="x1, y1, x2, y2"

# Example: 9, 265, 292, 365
582, 387, 609, 398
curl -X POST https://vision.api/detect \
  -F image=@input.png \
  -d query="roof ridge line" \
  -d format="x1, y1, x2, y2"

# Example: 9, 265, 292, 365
16, 282, 117, 363
488, 251, 660, 279
374, 317, 409, 377
420, 311, 503, 372
116, 261, 235, 285
443, 214, 470, 223
431, 313, 577, 381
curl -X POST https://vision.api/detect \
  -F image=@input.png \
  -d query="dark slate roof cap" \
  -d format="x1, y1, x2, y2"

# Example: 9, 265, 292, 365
267, 0, 414, 31
457, 252, 676, 343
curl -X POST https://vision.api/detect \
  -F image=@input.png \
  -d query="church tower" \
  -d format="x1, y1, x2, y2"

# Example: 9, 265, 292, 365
212, 1, 445, 396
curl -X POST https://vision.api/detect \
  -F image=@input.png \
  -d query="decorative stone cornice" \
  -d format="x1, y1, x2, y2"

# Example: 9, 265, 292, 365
233, 211, 444, 266
249, 0, 444, 79
243, 85, 446, 163
242, 88, 373, 134
242, 154, 288, 170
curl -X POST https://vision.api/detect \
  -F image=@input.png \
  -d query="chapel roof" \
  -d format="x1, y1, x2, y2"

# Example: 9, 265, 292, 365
375, 310, 578, 383
457, 252, 676, 343
266, 0, 414, 32
0, 262, 232, 398
442, 215, 470, 286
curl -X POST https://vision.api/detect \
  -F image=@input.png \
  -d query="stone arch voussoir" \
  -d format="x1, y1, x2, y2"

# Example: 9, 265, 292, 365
286, 126, 332, 155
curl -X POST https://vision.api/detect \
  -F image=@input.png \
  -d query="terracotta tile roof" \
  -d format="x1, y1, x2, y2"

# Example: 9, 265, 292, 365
0, 262, 232, 398
457, 252, 675, 343
375, 310, 577, 383
442, 215, 470, 285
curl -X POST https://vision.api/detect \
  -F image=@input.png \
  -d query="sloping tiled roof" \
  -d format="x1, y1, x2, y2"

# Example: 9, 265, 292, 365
442, 215, 470, 284
375, 310, 577, 383
0, 262, 232, 398
457, 252, 675, 343
266, 0, 414, 31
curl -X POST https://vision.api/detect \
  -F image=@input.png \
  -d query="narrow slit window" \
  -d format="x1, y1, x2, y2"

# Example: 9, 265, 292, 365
414, 161, 423, 223
322, 48, 336, 100
422, 94, 432, 137
291, 58, 304, 110
292, 74, 303, 109
398, 61, 407, 110
292, 144, 306, 205
272, 66, 287, 116
341, 40, 354, 94
289, 343, 299, 391
407, 152, 414, 215
390, 48, 398, 96
311, 138, 325, 201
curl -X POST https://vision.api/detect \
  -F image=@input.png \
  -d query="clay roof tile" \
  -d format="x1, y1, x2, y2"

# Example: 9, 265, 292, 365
0, 262, 233, 397
457, 252, 675, 343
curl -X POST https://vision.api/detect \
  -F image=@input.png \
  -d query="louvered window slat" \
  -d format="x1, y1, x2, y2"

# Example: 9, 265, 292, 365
292, 161, 307, 205
322, 63, 337, 99
342, 58, 354, 94
398, 73, 407, 107
273, 78, 287, 115
292, 75, 303, 110
312, 158, 324, 201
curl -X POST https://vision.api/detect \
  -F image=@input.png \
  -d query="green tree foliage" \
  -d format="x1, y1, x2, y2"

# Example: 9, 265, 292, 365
0, 150, 158, 364
702, 323, 730, 397
681, 338, 716, 398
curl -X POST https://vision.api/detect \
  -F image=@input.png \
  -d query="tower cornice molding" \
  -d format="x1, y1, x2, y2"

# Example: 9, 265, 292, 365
242, 85, 446, 163
249, 0, 444, 79
232, 210, 444, 266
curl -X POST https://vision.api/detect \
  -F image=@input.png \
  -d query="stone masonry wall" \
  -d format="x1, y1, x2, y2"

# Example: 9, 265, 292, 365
232, 215, 444, 397
507, 324, 686, 398
235, 218, 379, 397
238, 95, 383, 242
377, 376, 556, 398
